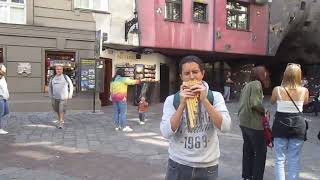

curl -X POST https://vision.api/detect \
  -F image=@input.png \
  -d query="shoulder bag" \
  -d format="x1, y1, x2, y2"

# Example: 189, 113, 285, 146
284, 88, 309, 141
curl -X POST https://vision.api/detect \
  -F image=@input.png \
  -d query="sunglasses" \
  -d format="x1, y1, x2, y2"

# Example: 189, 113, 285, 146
287, 63, 301, 67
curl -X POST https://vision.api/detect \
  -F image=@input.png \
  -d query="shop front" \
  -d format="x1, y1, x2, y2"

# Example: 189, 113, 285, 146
1, 24, 98, 112
100, 49, 176, 105
44, 51, 77, 93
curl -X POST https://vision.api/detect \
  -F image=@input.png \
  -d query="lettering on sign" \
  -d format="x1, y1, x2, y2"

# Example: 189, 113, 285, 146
117, 53, 135, 60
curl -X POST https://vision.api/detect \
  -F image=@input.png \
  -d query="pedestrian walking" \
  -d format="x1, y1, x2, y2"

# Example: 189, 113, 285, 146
161, 55, 231, 180
313, 91, 320, 116
110, 68, 140, 132
138, 96, 148, 125
271, 63, 309, 180
48, 65, 74, 129
238, 66, 270, 180
223, 71, 233, 102
0, 64, 9, 134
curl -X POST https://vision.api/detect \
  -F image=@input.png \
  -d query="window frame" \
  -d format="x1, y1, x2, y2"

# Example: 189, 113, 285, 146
0, 0, 26, 24
165, 0, 183, 22
73, 0, 109, 13
192, 2, 208, 23
226, 0, 250, 31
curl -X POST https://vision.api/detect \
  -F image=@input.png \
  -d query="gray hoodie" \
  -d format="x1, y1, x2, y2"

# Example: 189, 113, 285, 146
160, 82, 231, 168
48, 74, 74, 100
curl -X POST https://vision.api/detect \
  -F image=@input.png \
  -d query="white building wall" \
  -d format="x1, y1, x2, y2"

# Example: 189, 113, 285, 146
107, 0, 139, 46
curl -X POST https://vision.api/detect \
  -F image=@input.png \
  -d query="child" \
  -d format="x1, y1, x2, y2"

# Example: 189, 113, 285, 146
138, 96, 148, 125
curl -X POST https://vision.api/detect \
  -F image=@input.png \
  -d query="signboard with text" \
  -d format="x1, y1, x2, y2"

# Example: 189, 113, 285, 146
80, 59, 104, 92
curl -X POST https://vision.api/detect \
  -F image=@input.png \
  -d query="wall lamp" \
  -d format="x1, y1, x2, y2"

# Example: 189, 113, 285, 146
125, 11, 140, 41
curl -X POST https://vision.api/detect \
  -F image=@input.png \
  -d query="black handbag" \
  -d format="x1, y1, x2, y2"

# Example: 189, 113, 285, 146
284, 88, 309, 141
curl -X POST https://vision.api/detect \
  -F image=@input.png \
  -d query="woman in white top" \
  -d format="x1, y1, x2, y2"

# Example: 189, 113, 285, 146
0, 64, 9, 134
271, 63, 309, 180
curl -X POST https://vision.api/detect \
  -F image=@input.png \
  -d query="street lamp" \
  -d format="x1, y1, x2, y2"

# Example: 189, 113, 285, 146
125, 11, 140, 41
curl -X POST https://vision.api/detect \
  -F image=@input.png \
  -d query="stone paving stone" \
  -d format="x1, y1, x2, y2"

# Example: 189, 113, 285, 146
0, 102, 318, 179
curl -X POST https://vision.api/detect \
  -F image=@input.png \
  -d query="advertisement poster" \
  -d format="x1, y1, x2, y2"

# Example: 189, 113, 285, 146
80, 59, 96, 92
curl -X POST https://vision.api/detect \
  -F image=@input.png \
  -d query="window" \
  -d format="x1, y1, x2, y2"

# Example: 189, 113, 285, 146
74, 0, 108, 12
165, 0, 182, 21
193, 2, 207, 22
300, 1, 306, 10
0, 0, 26, 24
226, 1, 249, 31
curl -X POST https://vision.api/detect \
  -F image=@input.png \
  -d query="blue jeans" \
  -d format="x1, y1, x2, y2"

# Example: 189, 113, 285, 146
112, 101, 127, 128
139, 112, 145, 122
0, 99, 9, 129
165, 159, 218, 180
223, 86, 231, 101
274, 138, 304, 180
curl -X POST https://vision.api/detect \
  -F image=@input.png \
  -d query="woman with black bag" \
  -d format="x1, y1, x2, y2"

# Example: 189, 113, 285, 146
271, 63, 309, 180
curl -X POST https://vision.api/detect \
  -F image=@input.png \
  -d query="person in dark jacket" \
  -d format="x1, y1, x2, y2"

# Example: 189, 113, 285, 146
238, 66, 270, 180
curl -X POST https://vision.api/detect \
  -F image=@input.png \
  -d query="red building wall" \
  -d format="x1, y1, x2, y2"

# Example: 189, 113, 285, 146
214, 0, 269, 55
137, 0, 269, 55
137, 0, 214, 51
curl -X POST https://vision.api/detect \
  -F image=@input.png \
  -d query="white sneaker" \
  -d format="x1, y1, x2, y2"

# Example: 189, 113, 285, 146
139, 121, 145, 125
0, 129, 8, 134
58, 123, 64, 129
115, 127, 120, 131
122, 126, 133, 132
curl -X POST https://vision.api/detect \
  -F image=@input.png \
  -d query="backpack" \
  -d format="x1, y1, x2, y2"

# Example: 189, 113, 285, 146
173, 90, 214, 110
50, 74, 71, 97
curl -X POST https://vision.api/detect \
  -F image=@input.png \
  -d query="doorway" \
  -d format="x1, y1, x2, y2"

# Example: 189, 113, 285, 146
160, 64, 170, 102
0, 48, 3, 63
100, 58, 112, 106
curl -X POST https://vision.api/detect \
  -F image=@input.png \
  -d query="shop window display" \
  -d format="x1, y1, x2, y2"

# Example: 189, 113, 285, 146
115, 63, 157, 105
45, 51, 76, 93
115, 63, 156, 82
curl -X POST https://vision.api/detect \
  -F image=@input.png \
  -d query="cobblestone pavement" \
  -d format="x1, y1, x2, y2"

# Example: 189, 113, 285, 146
0, 101, 319, 180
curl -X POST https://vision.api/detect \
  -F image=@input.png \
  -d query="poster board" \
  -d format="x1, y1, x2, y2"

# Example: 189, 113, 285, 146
80, 59, 96, 92
80, 59, 105, 92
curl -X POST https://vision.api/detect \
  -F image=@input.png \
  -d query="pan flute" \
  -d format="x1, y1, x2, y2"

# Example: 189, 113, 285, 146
183, 80, 200, 128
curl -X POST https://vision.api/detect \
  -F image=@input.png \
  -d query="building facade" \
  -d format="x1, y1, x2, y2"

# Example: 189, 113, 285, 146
137, 0, 269, 55
0, 0, 110, 111
100, 0, 177, 105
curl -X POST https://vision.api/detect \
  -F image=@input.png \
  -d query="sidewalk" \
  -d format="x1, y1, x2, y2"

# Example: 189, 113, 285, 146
0, 102, 318, 180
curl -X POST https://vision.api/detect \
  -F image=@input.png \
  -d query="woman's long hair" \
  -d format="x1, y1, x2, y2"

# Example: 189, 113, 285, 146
281, 64, 302, 89
112, 68, 125, 81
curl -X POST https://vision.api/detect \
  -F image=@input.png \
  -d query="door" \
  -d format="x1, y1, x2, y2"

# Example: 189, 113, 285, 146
100, 58, 112, 106
160, 64, 170, 102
